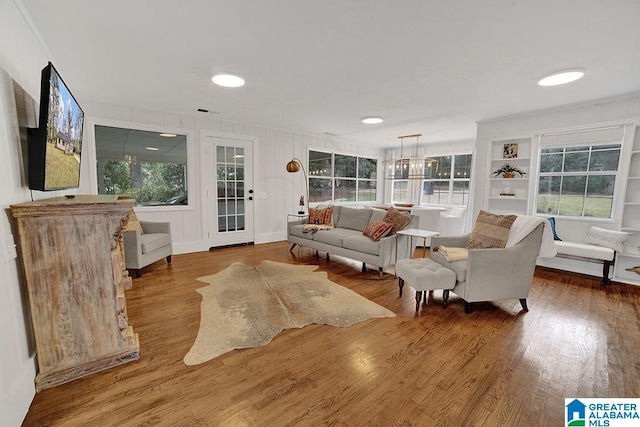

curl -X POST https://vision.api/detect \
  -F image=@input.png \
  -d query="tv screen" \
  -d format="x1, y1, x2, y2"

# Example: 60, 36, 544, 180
28, 62, 84, 191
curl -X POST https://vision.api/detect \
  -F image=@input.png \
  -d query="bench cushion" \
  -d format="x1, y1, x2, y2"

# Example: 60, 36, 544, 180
554, 241, 614, 261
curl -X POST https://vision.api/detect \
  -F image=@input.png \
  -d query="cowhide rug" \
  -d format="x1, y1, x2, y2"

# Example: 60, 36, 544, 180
183, 260, 395, 365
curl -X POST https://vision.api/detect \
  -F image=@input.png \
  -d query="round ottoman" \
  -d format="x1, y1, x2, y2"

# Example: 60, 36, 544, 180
396, 258, 456, 313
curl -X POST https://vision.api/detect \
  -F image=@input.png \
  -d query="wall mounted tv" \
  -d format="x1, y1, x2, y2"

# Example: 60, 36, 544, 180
28, 62, 84, 191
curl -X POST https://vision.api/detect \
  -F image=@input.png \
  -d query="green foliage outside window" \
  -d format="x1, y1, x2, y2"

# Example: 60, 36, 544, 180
536, 144, 620, 218
309, 150, 377, 203
101, 160, 187, 206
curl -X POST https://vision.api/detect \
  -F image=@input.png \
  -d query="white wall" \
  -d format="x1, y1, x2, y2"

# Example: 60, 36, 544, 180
473, 93, 640, 278
0, 1, 50, 425
0, 2, 384, 424
81, 101, 384, 253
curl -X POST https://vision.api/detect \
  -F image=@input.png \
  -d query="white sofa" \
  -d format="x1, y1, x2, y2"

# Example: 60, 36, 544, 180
287, 206, 419, 278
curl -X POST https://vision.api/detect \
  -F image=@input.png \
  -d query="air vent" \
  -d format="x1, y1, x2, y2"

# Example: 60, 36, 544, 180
196, 108, 220, 114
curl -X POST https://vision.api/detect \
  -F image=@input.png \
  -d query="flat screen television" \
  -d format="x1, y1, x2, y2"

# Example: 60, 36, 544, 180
28, 62, 84, 191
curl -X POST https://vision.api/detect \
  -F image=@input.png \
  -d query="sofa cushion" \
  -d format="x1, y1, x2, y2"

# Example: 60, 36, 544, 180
383, 207, 411, 235
430, 250, 467, 282
289, 224, 315, 240
335, 207, 373, 231
342, 234, 380, 256
467, 210, 517, 249
555, 241, 615, 261
362, 220, 393, 242
585, 226, 629, 252
312, 228, 361, 247
308, 206, 334, 226
140, 233, 171, 254
369, 208, 387, 223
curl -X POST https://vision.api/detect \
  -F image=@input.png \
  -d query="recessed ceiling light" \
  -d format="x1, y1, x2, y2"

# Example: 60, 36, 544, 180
145, 146, 160, 151
212, 73, 245, 88
362, 116, 383, 124
159, 133, 177, 137
538, 69, 585, 86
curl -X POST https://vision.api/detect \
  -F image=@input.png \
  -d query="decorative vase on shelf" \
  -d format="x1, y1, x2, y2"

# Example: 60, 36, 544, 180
503, 173, 515, 178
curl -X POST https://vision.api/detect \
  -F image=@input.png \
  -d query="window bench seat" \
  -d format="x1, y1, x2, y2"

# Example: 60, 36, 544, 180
553, 241, 615, 285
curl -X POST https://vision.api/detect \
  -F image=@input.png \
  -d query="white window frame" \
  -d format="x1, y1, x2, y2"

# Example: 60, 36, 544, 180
533, 126, 626, 220
308, 149, 378, 203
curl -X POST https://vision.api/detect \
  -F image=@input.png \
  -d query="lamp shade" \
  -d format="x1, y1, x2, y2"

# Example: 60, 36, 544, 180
286, 159, 301, 173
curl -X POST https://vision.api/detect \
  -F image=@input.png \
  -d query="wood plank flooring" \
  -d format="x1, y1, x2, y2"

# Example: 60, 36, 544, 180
22, 242, 640, 426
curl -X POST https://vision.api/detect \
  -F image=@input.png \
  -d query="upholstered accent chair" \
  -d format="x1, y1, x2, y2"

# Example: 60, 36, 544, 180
430, 223, 544, 314
123, 221, 172, 278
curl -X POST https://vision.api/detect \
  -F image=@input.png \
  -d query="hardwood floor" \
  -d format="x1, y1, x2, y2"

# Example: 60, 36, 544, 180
22, 242, 640, 426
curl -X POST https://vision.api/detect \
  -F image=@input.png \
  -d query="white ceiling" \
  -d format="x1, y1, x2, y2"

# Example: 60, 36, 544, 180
20, 0, 640, 149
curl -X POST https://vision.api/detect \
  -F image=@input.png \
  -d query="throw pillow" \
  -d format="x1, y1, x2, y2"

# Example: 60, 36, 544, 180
308, 206, 334, 226
548, 217, 562, 241
467, 210, 517, 249
126, 210, 144, 234
383, 207, 411, 235
362, 220, 394, 242
585, 226, 629, 252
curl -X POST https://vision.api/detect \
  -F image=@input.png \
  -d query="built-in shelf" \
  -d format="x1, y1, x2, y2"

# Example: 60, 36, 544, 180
486, 137, 533, 215
614, 125, 640, 285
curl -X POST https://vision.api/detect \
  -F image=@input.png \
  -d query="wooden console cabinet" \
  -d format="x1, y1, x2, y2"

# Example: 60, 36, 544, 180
10, 195, 139, 391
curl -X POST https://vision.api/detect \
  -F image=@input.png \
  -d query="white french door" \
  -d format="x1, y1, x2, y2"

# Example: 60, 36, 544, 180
203, 133, 254, 247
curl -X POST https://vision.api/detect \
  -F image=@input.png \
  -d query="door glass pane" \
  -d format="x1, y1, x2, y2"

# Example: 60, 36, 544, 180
216, 143, 247, 234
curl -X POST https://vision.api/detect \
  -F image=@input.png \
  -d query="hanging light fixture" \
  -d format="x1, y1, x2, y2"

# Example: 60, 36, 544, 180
383, 134, 438, 180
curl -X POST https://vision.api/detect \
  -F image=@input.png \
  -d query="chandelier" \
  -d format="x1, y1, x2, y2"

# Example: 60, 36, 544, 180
383, 134, 438, 180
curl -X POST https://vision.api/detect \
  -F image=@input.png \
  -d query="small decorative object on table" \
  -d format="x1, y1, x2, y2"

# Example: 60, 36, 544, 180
493, 163, 526, 178
298, 195, 305, 214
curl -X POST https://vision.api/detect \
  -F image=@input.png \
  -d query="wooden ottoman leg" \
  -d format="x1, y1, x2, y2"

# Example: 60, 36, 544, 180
442, 289, 450, 308
415, 291, 423, 313
398, 278, 404, 297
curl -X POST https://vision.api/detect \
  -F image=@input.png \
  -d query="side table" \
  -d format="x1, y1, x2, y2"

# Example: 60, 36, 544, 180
287, 213, 308, 252
395, 228, 439, 260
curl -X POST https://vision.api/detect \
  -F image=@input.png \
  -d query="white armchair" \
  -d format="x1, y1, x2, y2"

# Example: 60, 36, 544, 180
430, 223, 544, 314
123, 221, 172, 278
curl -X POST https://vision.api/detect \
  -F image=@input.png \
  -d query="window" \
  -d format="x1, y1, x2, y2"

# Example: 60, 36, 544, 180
308, 150, 377, 203
421, 154, 472, 205
536, 144, 621, 218
95, 125, 188, 206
